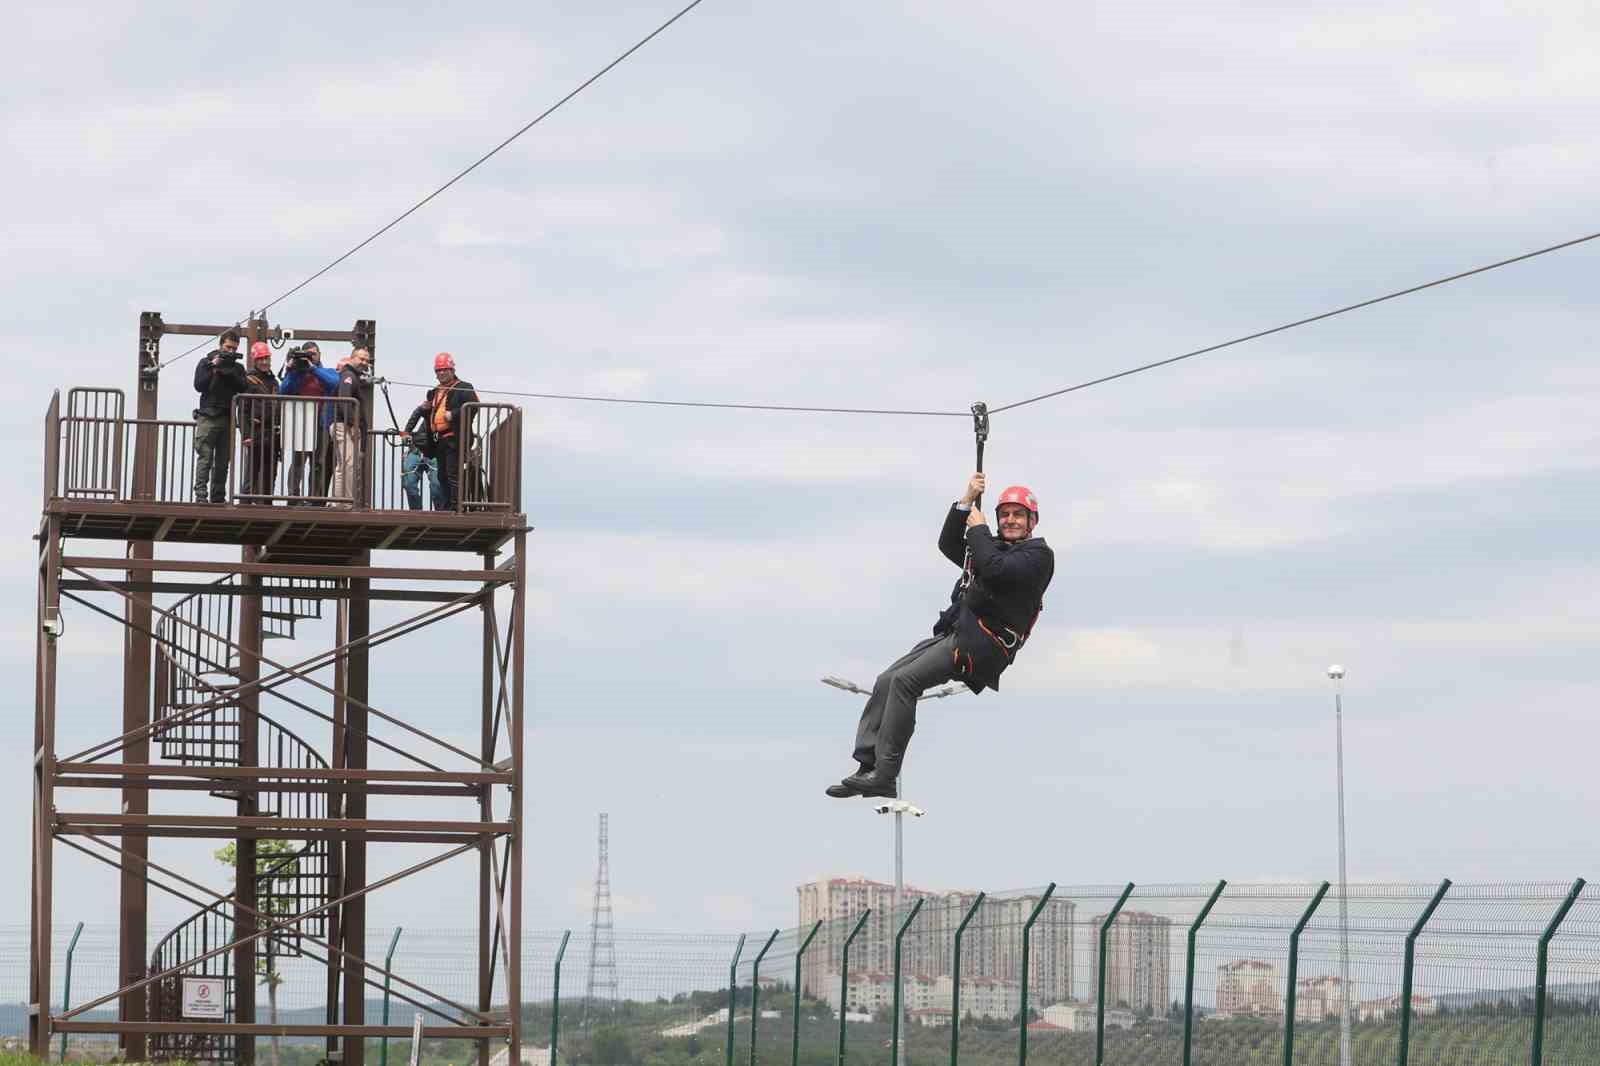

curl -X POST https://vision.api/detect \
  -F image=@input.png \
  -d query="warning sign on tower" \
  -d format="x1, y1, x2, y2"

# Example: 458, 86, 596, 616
182, 976, 225, 1020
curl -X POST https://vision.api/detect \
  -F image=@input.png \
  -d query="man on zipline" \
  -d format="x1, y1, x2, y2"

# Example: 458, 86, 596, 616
827, 473, 1055, 799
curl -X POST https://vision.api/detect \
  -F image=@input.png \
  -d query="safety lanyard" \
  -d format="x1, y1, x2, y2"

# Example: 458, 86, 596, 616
960, 402, 989, 590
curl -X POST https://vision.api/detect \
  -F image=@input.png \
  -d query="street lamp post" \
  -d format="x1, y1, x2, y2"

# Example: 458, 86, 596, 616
821, 676, 953, 1038
1328, 664, 1352, 1066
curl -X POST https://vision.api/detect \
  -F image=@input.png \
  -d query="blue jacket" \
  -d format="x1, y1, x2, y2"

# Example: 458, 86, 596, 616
278, 365, 342, 429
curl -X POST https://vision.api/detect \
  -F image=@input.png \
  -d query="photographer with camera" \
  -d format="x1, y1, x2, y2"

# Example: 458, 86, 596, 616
278, 341, 340, 505
192, 328, 249, 503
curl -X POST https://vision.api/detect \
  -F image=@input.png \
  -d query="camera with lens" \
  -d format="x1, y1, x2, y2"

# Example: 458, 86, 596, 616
286, 345, 313, 371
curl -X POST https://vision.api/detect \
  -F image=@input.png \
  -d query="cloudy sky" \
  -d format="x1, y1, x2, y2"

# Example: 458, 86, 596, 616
3, 1, 1597, 940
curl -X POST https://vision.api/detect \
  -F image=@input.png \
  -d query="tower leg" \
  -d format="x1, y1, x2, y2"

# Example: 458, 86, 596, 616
509, 532, 526, 1064
236, 547, 263, 1066
478, 552, 494, 1066
342, 565, 371, 1066
31, 518, 61, 1058
324, 599, 349, 1065
120, 327, 159, 1060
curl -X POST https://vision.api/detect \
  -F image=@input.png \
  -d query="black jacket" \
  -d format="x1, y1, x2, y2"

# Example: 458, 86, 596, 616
403, 402, 436, 456
240, 366, 280, 440
332, 366, 368, 427
934, 504, 1054, 693
424, 378, 479, 438
193, 350, 249, 418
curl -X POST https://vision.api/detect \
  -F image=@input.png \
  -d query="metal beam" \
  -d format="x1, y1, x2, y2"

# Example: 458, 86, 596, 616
61, 580, 480, 603
63, 830, 492, 1024
60, 840, 481, 1023
55, 1023, 507, 1039
60, 571, 490, 768
56, 813, 512, 834
56, 763, 511, 784
63, 555, 509, 582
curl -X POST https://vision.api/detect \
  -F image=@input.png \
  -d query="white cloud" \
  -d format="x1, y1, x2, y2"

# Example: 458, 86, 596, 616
4, 0, 1599, 942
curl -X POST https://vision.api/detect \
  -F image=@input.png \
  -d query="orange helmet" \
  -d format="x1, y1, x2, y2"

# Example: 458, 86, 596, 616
249, 341, 272, 364
434, 352, 456, 371
996, 485, 1039, 522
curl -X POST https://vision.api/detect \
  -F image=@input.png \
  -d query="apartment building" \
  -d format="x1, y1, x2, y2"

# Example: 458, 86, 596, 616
1087, 909, 1173, 1014
1294, 975, 1358, 1023
1216, 959, 1281, 1018
820, 971, 1021, 1022
797, 876, 942, 998
797, 879, 1074, 1006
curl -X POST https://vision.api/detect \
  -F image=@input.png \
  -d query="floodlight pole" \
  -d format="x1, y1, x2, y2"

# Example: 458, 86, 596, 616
1330, 666, 1352, 1066
821, 676, 951, 1038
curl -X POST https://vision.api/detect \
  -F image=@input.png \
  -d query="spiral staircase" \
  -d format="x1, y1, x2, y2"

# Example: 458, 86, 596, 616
145, 575, 337, 1063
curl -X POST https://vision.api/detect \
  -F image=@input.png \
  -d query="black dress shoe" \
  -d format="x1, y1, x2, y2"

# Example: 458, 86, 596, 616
842, 771, 898, 798
852, 777, 898, 798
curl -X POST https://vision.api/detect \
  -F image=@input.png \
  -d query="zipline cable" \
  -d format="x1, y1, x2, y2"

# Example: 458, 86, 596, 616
989, 229, 1600, 414
380, 379, 965, 417
383, 229, 1600, 423
160, 0, 709, 369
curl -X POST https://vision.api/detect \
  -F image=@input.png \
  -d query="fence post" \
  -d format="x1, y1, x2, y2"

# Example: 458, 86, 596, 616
1532, 878, 1586, 1066
892, 898, 925, 1066
837, 910, 871, 1066
58, 921, 84, 1064
1183, 881, 1226, 1066
726, 933, 748, 1066
1397, 879, 1451, 1066
550, 930, 571, 1066
950, 893, 986, 1066
379, 926, 404, 1066
1019, 883, 1057, 1066
792, 921, 822, 1066
1096, 882, 1135, 1066
1283, 882, 1331, 1066
749, 929, 780, 1066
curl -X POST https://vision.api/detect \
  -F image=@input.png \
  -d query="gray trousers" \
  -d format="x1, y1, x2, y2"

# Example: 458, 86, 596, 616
851, 633, 959, 778
192, 414, 230, 503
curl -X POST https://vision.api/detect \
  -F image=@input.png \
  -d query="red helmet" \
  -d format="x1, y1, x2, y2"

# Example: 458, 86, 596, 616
434, 351, 456, 371
997, 485, 1039, 522
249, 341, 272, 363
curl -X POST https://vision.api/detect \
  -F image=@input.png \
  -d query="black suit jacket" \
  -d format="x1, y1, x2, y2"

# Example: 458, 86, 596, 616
934, 504, 1054, 692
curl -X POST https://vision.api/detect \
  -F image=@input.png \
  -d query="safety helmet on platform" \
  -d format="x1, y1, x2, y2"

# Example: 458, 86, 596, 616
997, 485, 1039, 523
434, 352, 456, 371
249, 341, 271, 364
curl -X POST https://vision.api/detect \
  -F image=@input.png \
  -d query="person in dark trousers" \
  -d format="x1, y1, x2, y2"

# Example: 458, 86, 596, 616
192, 329, 249, 503
277, 341, 341, 504
328, 348, 370, 509
423, 352, 479, 511
238, 341, 281, 502
826, 474, 1054, 799
400, 401, 442, 510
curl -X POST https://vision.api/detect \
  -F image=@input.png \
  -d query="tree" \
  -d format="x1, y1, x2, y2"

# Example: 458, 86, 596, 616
589, 1025, 636, 1066
216, 838, 303, 1066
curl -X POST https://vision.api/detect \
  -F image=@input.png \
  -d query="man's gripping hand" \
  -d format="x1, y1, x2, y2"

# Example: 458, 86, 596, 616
959, 472, 987, 506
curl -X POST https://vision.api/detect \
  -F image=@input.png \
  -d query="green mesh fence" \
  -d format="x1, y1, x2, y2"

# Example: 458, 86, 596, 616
8, 884, 1600, 1065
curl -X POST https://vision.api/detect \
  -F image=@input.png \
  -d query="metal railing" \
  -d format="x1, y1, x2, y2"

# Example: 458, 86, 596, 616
45, 388, 523, 513
230, 394, 361, 507
59, 388, 125, 499
457, 402, 522, 513
367, 430, 446, 512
